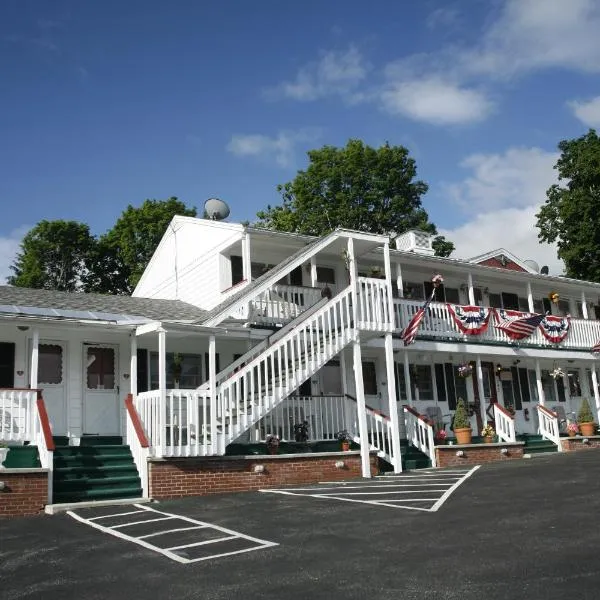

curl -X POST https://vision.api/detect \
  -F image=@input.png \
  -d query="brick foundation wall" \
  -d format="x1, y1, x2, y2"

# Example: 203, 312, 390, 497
560, 436, 600, 452
149, 452, 378, 500
435, 443, 524, 468
0, 469, 48, 517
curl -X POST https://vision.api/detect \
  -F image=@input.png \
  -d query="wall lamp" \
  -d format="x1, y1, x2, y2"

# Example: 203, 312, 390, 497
456, 450, 465, 457
253, 464, 265, 473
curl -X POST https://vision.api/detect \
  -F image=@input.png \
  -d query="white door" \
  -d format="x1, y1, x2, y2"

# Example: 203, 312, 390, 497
83, 344, 120, 435
37, 342, 68, 435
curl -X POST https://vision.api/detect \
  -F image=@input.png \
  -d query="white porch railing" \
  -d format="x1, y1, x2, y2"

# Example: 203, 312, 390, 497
125, 394, 151, 496
33, 392, 54, 503
536, 404, 562, 450
135, 389, 213, 457
394, 298, 600, 351
493, 403, 516, 443
357, 278, 394, 331
0, 388, 37, 443
253, 395, 348, 441
404, 405, 437, 468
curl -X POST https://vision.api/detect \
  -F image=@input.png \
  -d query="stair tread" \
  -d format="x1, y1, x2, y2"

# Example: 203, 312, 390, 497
55, 474, 141, 486
53, 487, 143, 502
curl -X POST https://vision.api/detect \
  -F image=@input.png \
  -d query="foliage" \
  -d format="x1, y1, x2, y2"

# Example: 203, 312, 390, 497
265, 434, 280, 450
453, 398, 471, 429
481, 424, 495, 438
577, 398, 595, 424
8, 220, 95, 291
457, 364, 473, 378
567, 422, 579, 434
335, 430, 352, 442
255, 139, 454, 257
434, 429, 447, 441
536, 129, 600, 281
293, 421, 310, 443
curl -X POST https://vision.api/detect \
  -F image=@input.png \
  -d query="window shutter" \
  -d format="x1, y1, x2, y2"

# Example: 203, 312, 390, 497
444, 363, 457, 410
204, 353, 220, 382
510, 367, 523, 410
435, 364, 447, 403
556, 377, 566, 402
0, 342, 15, 388
518, 368, 530, 402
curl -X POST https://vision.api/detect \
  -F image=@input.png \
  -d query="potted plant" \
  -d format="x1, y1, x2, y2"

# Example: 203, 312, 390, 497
293, 421, 310, 443
0, 443, 9, 469
457, 364, 473, 378
567, 422, 579, 437
336, 430, 352, 451
577, 398, 596, 437
481, 424, 495, 443
170, 353, 183, 388
453, 398, 472, 444
265, 434, 280, 455
434, 429, 448, 445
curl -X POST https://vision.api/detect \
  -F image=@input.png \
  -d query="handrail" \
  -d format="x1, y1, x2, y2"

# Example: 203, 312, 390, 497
0, 387, 41, 392
36, 392, 55, 451
536, 404, 562, 450
493, 402, 515, 419
493, 402, 516, 443
403, 404, 430, 424
537, 404, 558, 418
344, 393, 389, 418
125, 394, 149, 448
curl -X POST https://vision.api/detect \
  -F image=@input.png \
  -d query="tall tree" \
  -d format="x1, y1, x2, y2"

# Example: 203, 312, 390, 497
8, 220, 95, 291
256, 139, 454, 256
536, 129, 600, 281
90, 197, 197, 294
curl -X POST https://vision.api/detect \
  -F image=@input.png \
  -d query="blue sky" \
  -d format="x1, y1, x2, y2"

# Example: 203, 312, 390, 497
2, 0, 600, 281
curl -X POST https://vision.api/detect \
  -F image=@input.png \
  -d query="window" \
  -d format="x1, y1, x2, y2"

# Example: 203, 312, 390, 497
541, 370, 556, 402
568, 370, 582, 397
251, 262, 275, 279
150, 352, 203, 389
394, 363, 406, 401
474, 288, 483, 306
86, 347, 115, 390
445, 287, 460, 304
316, 266, 336, 284
488, 293, 502, 308
557, 299, 570, 316
231, 255, 244, 286
501, 292, 519, 311
403, 282, 424, 300
518, 297, 530, 312
0, 342, 15, 388
411, 365, 433, 399
534, 299, 545, 314
527, 370, 539, 402
362, 361, 378, 395
38, 344, 63, 385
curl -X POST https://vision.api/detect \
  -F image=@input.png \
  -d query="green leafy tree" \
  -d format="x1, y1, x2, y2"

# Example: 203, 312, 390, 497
256, 139, 454, 256
90, 197, 197, 294
537, 129, 600, 281
8, 220, 95, 291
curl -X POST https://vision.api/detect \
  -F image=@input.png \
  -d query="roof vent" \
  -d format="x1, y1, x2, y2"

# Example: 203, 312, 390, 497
395, 230, 435, 256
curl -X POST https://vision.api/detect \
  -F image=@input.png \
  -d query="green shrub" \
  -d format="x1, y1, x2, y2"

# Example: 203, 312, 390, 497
453, 398, 471, 429
577, 398, 595, 424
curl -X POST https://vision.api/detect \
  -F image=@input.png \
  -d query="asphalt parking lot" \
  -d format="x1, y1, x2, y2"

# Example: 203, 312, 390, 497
2, 451, 600, 600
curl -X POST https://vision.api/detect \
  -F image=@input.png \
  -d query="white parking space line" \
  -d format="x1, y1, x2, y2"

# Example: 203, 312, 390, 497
68, 503, 277, 564
262, 466, 480, 512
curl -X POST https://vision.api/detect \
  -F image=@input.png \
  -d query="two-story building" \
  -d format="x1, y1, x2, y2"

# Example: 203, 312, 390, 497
2, 214, 600, 512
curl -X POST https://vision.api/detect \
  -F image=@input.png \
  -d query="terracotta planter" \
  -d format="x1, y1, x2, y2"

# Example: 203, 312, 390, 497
341, 441, 351, 452
267, 446, 279, 455
454, 427, 472, 445
568, 430, 577, 438
483, 436, 494, 444
579, 422, 596, 437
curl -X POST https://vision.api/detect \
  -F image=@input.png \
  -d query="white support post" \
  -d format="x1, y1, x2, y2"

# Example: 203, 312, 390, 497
467, 273, 475, 306
209, 334, 218, 454
535, 360, 545, 406
527, 282, 534, 313
158, 328, 167, 456
310, 256, 317, 288
384, 241, 395, 330
475, 356, 487, 428
384, 333, 402, 473
395, 263, 404, 298
30, 329, 39, 390
340, 349, 352, 432
242, 229, 252, 282
591, 368, 600, 423
582, 291, 589, 319
130, 334, 138, 398
353, 339, 372, 478
403, 351, 413, 407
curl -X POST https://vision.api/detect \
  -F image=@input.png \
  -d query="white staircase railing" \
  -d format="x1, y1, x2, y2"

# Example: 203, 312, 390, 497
537, 404, 562, 450
493, 402, 516, 443
247, 284, 324, 326
404, 405, 437, 468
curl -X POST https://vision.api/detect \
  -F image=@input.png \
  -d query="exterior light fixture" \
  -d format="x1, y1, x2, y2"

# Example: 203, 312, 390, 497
253, 464, 265, 473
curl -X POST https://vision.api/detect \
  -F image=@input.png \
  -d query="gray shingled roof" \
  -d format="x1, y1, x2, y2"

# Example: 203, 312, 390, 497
0, 286, 207, 322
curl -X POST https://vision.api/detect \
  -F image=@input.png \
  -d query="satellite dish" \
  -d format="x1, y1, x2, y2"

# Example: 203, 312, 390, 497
204, 198, 230, 221
524, 259, 540, 273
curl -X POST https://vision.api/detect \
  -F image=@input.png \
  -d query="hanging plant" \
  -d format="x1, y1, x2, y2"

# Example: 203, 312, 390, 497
457, 363, 473, 378
550, 367, 565, 379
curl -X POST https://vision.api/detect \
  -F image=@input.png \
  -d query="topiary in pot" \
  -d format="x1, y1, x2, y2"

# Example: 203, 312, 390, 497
453, 398, 472, 444
577, 398, 597, 437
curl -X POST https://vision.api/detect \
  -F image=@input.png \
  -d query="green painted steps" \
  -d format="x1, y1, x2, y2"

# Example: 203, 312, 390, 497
52, 443, 142, 504
517, 434, 558, 454
399, 440, 432, 470
2, 445, 41, 468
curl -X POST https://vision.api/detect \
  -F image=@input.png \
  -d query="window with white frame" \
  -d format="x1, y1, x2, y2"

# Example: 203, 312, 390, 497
150, 352, 203, 389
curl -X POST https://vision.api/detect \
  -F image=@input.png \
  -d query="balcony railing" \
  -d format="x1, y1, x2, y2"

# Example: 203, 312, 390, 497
394, 299, 600, 351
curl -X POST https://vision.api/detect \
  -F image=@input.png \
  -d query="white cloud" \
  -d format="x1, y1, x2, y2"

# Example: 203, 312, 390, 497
0, 226, 29, 283
226, 129, 320, 167
265, 46, 369, 101
380, 77, 493, 125
569, 96, 600, 128
426, 7, 461, 30
438, 147, 564, 275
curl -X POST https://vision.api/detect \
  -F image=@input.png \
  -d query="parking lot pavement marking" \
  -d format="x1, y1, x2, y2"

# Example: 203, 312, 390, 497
261, 466, 480, 512
67, 503, 278, 564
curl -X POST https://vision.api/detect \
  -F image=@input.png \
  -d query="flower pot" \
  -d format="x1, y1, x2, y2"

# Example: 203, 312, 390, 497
568, 430, 577, 438
267, 446, 279, 455
483, 436, 494, 444
0, 447, 9, 468
454, 427, 472, 445
341, 441, 350, 452
579, 422, 596, 437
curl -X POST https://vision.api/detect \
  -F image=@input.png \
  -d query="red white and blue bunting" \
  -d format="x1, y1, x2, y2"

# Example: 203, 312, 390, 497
539, 315, 570, 344
447, 304, 491, 335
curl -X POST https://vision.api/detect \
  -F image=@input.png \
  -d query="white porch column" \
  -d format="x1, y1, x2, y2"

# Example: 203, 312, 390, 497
535, 360, 545, 406
562, 371, 571, 415
130, 334, 138, 398
581, 291, 589, 319
209, 334, 218, 454
591, 368, 600, 423
310, 256, 317, 288
384, 334, 402, 472
395, 263, 404, 298
30, 328, 39, 390
527, 282, 534, 313
475, 356, 487, 427
242, 229, 252, 282
158, 327, 167, 455
403, 351, 413, 407
347, 237, 371, 478
467, 273, 475, 305
384, 241, 395, 329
